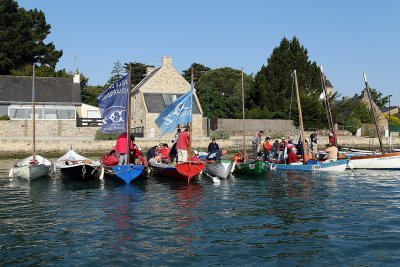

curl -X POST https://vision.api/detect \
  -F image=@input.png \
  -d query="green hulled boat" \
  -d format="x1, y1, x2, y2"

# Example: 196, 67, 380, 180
234, 159, 269, 176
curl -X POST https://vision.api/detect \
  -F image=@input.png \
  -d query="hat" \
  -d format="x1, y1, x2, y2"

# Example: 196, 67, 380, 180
282, 137, 286, 140
193, 150, 199, 155
329, 132, 333, 137
287, 144, 294, 149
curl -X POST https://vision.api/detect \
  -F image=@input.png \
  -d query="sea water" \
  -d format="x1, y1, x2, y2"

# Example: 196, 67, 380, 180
1, 158, 399, 266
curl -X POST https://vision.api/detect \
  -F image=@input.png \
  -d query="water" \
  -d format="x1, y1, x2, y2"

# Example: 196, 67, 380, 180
1, 158, 400, 266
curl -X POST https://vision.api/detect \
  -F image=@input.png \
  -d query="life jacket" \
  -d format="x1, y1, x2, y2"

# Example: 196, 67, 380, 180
263, 141, 271, 151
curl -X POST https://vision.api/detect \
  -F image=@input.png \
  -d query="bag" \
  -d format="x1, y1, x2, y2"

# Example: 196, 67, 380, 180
101, 150, 119, 166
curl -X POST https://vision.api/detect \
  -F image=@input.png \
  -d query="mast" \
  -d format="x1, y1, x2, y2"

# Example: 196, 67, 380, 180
294, 70, 307, 163
32, 64, 36, 161
241, 68, 246, 156
320, 66, 337, 146
363, 73, 385, 153
126, 64, 132, 164
188, 68, 194, 158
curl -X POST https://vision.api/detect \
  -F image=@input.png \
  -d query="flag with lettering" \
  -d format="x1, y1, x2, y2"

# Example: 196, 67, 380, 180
97, 75, 129, 133
155, 84, 193, 137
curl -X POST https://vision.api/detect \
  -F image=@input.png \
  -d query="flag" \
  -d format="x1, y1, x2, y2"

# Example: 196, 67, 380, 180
97, 75, 129, 133
155, 84, 193, 137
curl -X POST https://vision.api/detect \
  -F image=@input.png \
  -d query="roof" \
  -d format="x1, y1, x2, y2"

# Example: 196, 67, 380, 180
380, 106, 398, 113
143, 93, 201, 114
132, 67, 161, 92
0, 75, 81, 105
325, 79, 333, 88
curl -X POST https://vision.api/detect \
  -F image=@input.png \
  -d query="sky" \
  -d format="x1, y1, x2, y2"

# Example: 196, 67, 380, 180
16, 0, 400, 105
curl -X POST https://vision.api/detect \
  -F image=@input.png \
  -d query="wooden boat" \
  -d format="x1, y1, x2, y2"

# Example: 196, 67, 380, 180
102, 164, 145, 184
234, 159, 269, 176
9, 65, 52, 181
149, 161, 205, 183
344, 73, 400, 170
9, 155, 52, 181
55, 149, 101, 180
203, 159, 234, 179
269, 159, 349, 172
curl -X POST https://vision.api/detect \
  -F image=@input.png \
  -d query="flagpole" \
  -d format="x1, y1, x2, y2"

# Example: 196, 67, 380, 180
126, 64, 132, 164
188, 68, 194, 159
241, 68, 246, 157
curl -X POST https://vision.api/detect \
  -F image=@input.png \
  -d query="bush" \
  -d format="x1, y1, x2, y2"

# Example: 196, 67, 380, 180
95, 129, 121, 140
210, 128, 230, 139
344, 116, 361, 135
0, 115, 10, 120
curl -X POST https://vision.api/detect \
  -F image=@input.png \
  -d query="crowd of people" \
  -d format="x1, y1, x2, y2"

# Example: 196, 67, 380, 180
251, 129, 339, 164
109, 128, 339, 167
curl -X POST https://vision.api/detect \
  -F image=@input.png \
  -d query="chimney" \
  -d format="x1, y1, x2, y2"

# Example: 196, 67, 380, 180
73, 71, 80, 84
162, 56, 172, 66
146, 66, 155, 76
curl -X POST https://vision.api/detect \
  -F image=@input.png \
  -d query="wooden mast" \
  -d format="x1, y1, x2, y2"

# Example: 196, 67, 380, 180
363, 73, 385, 154
188, 68, 194, 158
32, 64, 36, 162
294, 70, 307, 162
320, 66, 337, 146
126, 64, 132, 164
241, 68, 246, 157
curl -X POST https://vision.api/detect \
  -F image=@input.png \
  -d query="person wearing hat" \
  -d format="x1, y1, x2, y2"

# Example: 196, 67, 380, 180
287, 146, 300, 164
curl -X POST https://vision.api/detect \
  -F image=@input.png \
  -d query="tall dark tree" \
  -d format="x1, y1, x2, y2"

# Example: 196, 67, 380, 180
182, 63, 211, 84
0, 0, 62, 74
124, 61, 154, 87
196, 67, 254, 118
252, 36, 325, 126
107, 60, 125, 84
369, 87, 390, 108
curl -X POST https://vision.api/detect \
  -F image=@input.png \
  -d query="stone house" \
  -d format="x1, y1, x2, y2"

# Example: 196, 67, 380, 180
131, 56, 203, 138
336, 89, 388, 134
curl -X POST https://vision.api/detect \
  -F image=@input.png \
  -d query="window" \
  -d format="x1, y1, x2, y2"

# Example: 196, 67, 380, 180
162, 94, 177, 105
8, 105, 76, 120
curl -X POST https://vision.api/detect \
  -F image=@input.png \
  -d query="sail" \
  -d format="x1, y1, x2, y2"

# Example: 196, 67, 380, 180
97, 75, 129, 133
155, 85, 193, 137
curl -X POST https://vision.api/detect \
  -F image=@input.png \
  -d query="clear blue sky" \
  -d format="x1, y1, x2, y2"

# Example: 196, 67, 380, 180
17, 0, 400, 105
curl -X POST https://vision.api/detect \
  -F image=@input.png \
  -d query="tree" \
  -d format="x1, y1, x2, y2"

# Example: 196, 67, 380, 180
10, 64, 69, 77
196, 67, 254, 118
344, 117, 362, 135
252, 36, 325, 125
107, 60, 125, 84
123, 61, 154, 87
369, 88, 390, 108
0, 0, 62, 74
182, 63, 211, 84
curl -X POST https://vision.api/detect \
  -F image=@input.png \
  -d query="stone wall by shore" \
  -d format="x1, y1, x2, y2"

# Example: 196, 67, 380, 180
1, 134, 398, 157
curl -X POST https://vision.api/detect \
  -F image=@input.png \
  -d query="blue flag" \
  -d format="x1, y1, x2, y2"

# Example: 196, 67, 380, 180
97, 75, 129, 133
155, 85, 193, 137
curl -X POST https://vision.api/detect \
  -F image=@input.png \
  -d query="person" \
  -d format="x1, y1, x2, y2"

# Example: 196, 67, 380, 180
310, 130, 318, 159
114, 132, 134, 165
262, 137, 272, 161
160, 143, 171, 163
176, 127, 190, 162
146, 145, 158, 162
251, 131, 264, 158
272, 140, 280, 160
191, 150, 200, 161
206, 149, 227, 162
287, 147, 300, 164
129, 135, 142, 165
328, 131, 335, 145
208, 139, 220, 154
173, 128, 181, 143
324, 143, 338, 161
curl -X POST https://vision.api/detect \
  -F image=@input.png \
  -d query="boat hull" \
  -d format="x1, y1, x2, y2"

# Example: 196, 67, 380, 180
149, 161, 206, 183
234, 160, 269, 176
270, 159, 348, 172
203, 160, 234, 179
349, 152, 400, 169
59, 164, 99, 180
102, 164, 145, 184
10, 155, 52, 181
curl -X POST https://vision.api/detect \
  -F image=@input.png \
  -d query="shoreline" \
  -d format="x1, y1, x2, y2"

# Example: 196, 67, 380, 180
1, 135, 398, 158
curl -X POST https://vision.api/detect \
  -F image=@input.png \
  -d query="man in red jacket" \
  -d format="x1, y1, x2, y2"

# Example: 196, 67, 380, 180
176, 128, 190, 162
114, 132, 134, 165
